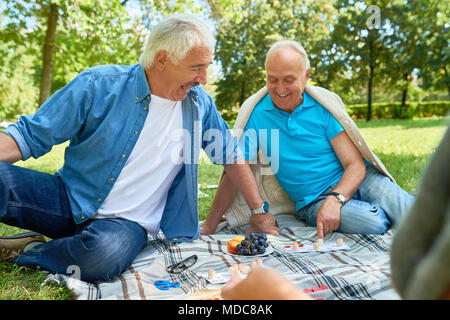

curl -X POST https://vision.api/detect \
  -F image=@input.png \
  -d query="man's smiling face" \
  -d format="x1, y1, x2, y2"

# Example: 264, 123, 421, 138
265, 46, 310, 113
161, 46, 212, 101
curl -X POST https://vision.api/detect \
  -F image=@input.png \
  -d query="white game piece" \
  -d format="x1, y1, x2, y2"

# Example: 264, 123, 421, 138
317, 239, 323, 246
228, 266, 236, 276
292, 241, 299, 251
313, 242, 319, 250
208, 269, 216, 279
238, 263, 250, 274
336, 238, 344, 246
228, 265, 240, 276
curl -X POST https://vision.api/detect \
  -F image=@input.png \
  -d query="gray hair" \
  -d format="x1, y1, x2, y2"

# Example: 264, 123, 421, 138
265, 40, 311, 71
139, 14, 215, 69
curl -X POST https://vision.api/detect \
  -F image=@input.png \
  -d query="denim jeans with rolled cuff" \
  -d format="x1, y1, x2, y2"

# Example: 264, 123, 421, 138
295, 166, 415, 235
0, 162, 148, 282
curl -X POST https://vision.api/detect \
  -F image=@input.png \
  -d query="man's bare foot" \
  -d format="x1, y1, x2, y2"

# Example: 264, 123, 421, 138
248, 213, 279, 236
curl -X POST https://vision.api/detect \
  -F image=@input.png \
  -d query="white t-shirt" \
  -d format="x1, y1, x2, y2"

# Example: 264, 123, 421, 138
95, 94, 184, 235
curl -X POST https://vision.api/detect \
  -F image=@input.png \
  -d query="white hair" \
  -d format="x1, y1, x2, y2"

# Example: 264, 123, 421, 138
265, 40, 311, 71
139, 14, 215, 69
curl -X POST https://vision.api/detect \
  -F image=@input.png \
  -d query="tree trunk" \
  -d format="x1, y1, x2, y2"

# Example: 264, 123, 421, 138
366, 39, 374, 122
401, 72, 409, 109
238, 59, 247, 107
443, 64, 450, 99
38, 3, 59, 107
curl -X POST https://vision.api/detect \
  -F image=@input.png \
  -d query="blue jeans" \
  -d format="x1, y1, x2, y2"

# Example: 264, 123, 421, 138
0, 162, 148, 282
296, 166, 415, 235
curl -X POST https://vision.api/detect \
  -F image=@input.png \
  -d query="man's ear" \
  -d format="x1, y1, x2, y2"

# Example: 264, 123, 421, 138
305, 68, 311, 81
153, 50, 169, 71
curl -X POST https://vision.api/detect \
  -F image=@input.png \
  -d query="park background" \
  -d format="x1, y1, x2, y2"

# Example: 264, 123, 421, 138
0, 0, 449, 299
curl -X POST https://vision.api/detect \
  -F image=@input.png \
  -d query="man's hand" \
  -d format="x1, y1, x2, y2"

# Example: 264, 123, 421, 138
247, 213, 279, 236
221, 266, 312, 300
316, 196, 342, 239
200, 221, 217, 236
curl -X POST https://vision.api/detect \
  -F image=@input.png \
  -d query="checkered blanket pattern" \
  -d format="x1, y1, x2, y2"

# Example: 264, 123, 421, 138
48, 214, 400, 300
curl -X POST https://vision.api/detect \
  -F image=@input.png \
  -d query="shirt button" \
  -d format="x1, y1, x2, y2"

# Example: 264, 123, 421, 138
122, 154, 127, 158
81, 216, 85, 220
109, 177, 115, 182
136, 97, 140, 101
98, 198, 102, 202
134, 130, 139, 135
146, 96, 150, 100
143, 106, 148, 110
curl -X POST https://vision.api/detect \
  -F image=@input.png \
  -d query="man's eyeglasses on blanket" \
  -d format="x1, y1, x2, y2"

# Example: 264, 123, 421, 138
166, 254, 198, 274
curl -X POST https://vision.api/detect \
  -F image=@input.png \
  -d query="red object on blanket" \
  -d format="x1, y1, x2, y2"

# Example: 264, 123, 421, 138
304, 285, 329, 294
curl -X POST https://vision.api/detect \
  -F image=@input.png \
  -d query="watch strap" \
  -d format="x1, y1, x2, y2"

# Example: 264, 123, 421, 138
327, 192, 346, 204
250, 202, 269, 214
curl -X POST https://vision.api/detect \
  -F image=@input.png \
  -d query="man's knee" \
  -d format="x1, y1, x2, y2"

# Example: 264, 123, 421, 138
75, 222, 147, 281
340, 204, 391, 235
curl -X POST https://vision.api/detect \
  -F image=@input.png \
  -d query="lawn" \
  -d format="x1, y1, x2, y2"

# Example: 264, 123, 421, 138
0, 116, 448, 299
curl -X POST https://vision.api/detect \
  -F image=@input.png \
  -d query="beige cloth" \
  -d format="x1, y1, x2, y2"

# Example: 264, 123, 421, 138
221, 84, 395, 230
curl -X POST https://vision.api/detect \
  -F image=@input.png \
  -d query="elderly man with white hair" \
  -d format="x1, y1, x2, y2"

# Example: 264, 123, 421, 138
202, 40, 415, 239
0, 14, 278, 282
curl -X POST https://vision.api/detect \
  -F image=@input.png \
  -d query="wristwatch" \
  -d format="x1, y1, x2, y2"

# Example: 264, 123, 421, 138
250, 201, 270, 215
328, 192, 346, 205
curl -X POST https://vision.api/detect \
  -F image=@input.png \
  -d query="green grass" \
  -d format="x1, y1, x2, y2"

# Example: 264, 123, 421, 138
0, 116, 448, 299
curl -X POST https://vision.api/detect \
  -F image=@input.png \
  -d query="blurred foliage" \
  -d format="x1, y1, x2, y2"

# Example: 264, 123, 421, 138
0, 0, 448, 121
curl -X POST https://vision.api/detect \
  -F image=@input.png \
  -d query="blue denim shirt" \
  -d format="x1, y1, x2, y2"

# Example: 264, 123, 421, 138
4, 63, 241, 242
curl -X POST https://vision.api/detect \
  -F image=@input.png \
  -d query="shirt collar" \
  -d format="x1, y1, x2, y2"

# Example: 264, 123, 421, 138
136, 63, 151, 102
262, 90, 316, 111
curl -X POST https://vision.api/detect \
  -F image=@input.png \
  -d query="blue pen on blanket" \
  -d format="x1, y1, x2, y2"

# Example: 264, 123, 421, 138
154, 280, 181, 291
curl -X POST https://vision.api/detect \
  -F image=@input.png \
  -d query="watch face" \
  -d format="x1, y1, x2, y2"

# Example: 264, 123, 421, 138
337, 194, 345, 203
263, 202, 269, 213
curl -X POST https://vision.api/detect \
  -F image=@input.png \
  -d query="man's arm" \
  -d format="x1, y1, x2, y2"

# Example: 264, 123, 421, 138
200, 170, 238, 235
201, 158, 279, 236
316, 130, 366, 239
0, 133, 22, 163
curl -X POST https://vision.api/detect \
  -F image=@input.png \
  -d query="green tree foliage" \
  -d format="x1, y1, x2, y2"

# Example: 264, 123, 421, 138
411, 0, 450, 98
0, 44, 39, 120
0, 0, 152, 119
0, 0, 448, 121
209, 0, 336, 110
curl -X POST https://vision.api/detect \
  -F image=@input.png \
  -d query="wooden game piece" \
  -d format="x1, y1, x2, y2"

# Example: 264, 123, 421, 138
292, 241, 299, 251
228, 266, 236, 276
208, 269, 216, 279
336, 238, 344, 246
317, 238, 323, 246
313, 242, 319, 250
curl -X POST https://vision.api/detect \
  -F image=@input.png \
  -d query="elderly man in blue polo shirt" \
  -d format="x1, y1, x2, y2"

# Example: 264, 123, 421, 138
202, 40, 414, 239
0, 14, 278, 282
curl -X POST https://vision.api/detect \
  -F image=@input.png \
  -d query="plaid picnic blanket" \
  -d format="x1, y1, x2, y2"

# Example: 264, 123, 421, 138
45, 214, 400, 300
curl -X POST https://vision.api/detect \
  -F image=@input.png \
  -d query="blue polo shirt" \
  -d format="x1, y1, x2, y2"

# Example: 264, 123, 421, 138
240, 92, 345, 211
